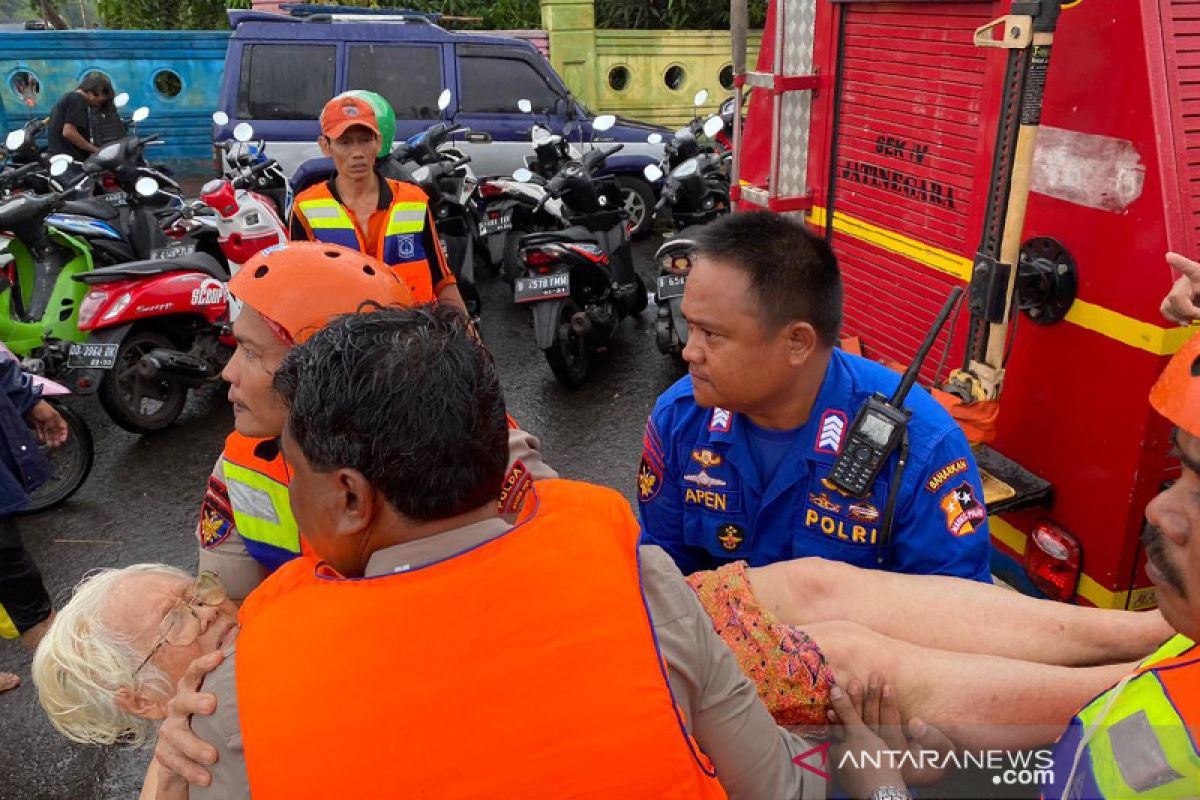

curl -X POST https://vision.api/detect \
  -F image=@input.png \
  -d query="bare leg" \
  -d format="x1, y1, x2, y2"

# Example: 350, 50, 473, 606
805, 620, 1131, 750
748, 558, 1171, 666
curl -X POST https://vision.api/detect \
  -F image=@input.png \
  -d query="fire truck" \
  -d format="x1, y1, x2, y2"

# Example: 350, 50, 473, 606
729, 0, 1199, 608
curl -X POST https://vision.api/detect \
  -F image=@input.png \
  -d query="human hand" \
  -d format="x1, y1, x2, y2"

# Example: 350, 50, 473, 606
26, 400, 67, 447
154, 650, 223, 788
1161, 253, 1200, 325
828, 679, 907, 799
845, 674, 955, 786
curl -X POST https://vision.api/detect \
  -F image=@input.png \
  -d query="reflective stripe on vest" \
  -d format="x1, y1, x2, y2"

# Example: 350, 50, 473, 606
1050, 635, 1200, 799
236, 479, 729, 800
295, 198, 362, 252
222, 458, 301, 574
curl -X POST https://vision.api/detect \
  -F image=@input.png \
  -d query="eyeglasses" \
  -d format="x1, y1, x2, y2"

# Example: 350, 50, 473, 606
132, 572, 227, 677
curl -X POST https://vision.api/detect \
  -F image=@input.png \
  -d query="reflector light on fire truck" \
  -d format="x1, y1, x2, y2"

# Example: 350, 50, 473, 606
1024, 522, 1081, 603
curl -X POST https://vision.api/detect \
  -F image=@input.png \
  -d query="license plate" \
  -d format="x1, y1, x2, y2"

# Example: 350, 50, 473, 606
151, 241, 197, 260
657, 274, 687, 300
99, 191, 127, 206
67, 342, 119, 369
514, 273, 570, 303
479, 210, 513, 236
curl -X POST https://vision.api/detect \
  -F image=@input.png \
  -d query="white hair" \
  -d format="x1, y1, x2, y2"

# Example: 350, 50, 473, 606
32, 563, 189, 747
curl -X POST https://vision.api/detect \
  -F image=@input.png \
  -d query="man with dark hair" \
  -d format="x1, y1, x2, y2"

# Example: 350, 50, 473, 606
47, 73, 113, 161
167, 305, 859, 799
639, 210, 991, 580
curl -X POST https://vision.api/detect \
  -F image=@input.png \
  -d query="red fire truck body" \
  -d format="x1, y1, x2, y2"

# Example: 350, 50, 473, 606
737, 0, 1200, 608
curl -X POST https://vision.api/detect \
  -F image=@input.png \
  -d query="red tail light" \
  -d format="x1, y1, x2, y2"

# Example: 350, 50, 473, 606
523, 247, 558, 268
100, 174, 120, 192
1024, 522, 1081, 603
480, 183, 505, 198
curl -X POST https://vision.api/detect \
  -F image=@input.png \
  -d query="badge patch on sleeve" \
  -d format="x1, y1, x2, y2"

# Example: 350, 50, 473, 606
814, 410, 848, 455
940, 482, 986, 536
638, 455, 663, 502
198, 503, 234, 549
926, 458, 969, 493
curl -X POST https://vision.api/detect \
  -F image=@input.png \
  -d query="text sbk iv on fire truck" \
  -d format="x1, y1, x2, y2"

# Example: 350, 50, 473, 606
728, 0, 1200, 608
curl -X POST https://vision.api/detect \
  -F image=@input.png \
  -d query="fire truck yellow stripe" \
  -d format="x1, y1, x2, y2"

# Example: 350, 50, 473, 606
803, 203, 1194, 357
989, 517, 1129, 609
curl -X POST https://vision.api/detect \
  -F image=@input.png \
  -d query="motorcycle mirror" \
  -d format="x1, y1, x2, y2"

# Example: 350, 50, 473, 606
593, 114, 616, 132
4, 130, 25, 150
643, 164, 664, 182
563, 120, 577, 138
233, 123, 254, 143
518, 99, 532, 114
113, 93, 129, 109
49, 158, 70, 178
212, 111, 229, 126
513, 167, 533, 183
437, 89, 452, 112
531, 125, 552, 145
132, 106, 150, 123
647, 133, 663, 145
693, 89, 709, 107
135, 176, 159, 197
703, 116, 725, 138
411, 166, 431, 183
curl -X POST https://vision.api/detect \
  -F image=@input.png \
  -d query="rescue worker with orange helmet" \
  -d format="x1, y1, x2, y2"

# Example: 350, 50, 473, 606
154, 304, 879, 800
195, 242, 554, 602
1043, 334, 1200, 799
289, 92, 467, 313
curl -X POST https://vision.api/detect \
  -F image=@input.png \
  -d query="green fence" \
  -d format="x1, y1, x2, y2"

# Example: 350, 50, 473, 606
541, 0, 761, 127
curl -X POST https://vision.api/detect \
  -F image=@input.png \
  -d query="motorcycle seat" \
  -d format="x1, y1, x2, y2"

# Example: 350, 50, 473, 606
60, 198, 120, 221
518, 226, 599, 248
75, 253, 228, 285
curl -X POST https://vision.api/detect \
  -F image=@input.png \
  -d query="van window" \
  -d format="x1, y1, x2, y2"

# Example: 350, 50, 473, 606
237, 44, 336, 120
460, 52, 560, 115
348, 45, 442, 120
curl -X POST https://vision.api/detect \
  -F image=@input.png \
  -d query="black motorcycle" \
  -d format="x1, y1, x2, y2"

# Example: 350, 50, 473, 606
515, 130, 647, 388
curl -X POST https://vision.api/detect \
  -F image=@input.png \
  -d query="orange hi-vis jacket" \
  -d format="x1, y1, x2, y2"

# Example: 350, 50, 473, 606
292, 178, 444, 302
235, 479, 729, 800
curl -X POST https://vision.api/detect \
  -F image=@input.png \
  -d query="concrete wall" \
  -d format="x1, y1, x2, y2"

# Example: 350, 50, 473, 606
0, 30, 229, 176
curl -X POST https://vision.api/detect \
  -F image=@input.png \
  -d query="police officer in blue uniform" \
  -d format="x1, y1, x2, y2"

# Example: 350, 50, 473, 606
639, 211, 991, 581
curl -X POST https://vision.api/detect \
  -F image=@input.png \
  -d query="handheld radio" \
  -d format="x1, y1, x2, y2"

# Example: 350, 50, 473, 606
828, 287, 964, 498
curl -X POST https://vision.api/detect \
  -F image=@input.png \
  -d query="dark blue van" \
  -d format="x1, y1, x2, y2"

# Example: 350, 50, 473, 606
215, 9, 667, 235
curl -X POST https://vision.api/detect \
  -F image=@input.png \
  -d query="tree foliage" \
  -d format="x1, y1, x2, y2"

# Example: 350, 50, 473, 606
97, 0, 231, 29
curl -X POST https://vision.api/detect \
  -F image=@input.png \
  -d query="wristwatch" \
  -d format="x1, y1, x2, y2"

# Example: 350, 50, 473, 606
870, 788, 911, 800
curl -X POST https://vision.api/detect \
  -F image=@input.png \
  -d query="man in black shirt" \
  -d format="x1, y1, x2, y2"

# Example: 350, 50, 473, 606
47, 73, 113, 161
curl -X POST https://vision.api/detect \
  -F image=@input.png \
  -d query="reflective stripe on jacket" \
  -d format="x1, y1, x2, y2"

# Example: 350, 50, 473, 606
221, 433, 301, 574
1047, 634, 1200, 799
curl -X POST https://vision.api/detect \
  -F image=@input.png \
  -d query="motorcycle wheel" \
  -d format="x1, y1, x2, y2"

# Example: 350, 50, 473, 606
502, 233, 524, 285
616, 176, 656, 239
24, 399, 94, 513
98, 329, 189, 434
544, 301, 590, 389
631, 274, 649, 315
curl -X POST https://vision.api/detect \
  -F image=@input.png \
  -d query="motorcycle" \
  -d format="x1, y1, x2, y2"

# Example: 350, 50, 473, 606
476, 100, 573, 284
383, 90, 484, 317
70, 174, 233, 434
645, 112, 731, 358
210, 112, 290, 222
5, 339, 94, 513
513, 114, 647, 388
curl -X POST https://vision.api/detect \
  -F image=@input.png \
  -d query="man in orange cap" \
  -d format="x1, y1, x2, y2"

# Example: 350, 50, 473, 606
289, 93, 465, 312
194, 242, 553, 603
1043, 334, 1200, 799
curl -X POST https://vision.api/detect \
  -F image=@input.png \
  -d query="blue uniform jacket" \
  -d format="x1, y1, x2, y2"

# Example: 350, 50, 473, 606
638, 348, 991, 580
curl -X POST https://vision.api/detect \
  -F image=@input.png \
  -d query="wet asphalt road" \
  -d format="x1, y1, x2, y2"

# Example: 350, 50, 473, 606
0, 235, 682, 800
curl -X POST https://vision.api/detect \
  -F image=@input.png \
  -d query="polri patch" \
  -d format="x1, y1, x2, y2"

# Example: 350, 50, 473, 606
638, 455, 663, 502
498, 460, 533, 516
198, 504, 233, 550
940, 481, 985, 536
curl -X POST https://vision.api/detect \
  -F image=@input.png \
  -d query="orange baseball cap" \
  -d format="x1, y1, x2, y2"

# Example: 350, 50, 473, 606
320, 94, 381, 140
1151, 331, 1200, 437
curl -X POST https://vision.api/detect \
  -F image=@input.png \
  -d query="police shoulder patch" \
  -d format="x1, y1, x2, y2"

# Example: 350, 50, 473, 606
198, 501, 234, 549
939, 481, 986, 537
638, 455, 663, 503
498, 460, 533, 516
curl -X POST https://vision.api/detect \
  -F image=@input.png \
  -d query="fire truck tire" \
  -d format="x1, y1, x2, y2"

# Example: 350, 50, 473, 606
616, 176, 656, 239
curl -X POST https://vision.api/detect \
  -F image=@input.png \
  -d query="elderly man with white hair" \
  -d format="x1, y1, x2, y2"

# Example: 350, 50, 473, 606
31, 564, 236, 797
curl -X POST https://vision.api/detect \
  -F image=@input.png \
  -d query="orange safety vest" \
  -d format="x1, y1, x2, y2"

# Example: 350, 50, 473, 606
293, 178, 438, 302
236, 479, 729, 800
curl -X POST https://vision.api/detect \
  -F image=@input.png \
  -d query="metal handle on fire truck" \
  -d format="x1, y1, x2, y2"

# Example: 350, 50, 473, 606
729, 0, 748, 196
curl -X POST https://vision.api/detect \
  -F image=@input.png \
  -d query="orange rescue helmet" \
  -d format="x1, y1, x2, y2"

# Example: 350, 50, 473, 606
1150, 331, 1200, 437
229, 242, 414, 344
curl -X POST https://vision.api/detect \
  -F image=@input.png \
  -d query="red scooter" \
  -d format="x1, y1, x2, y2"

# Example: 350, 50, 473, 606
71, 179, 235, 434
